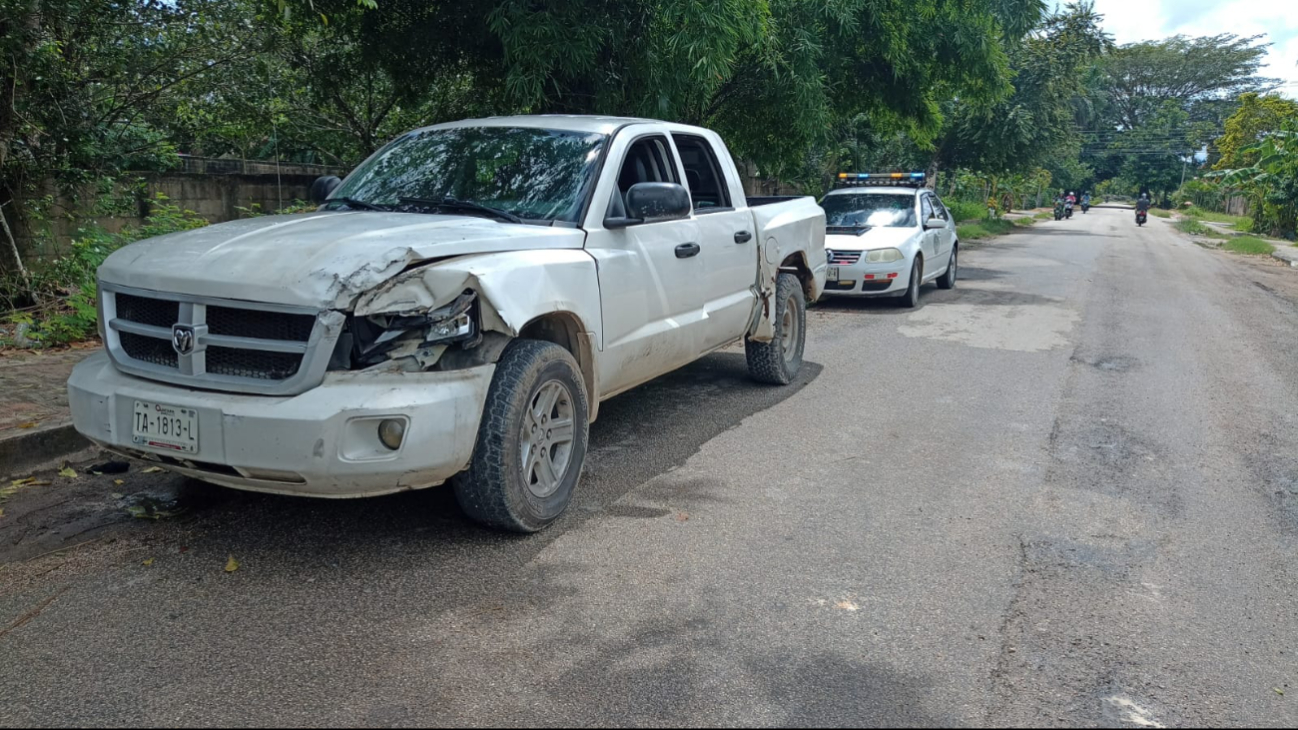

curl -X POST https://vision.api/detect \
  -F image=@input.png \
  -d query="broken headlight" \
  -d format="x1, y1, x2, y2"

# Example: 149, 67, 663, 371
336, 290, 480, 369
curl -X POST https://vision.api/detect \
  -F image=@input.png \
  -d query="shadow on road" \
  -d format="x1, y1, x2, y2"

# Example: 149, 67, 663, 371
2, 351, 822, 567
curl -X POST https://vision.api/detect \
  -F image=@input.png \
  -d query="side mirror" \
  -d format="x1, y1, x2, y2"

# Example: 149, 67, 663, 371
606, 183, 692, 228
924, 216, 945, 230
310, 175, 342, 204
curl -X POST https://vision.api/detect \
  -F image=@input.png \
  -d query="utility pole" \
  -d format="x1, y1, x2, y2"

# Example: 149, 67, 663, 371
1179, 156, 1188, 190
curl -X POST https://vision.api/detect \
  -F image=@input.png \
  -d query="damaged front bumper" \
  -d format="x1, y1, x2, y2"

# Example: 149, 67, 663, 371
68, 351, 494, 498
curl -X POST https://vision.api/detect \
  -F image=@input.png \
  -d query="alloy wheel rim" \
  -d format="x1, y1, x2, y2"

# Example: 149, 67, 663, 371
520, 380, 576, 499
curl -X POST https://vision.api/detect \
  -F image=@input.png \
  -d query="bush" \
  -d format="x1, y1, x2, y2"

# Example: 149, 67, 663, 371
946, 200, 988, 223
2, 195, 209, 347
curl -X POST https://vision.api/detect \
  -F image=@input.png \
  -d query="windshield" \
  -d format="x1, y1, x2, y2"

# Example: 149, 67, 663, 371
328, 127, 607, 223
821, 193, 917, 228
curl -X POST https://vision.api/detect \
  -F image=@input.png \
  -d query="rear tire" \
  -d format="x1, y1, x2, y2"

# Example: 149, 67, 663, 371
937, 244, 958, 290
745, 272, 805, 385
897, 257, 922, 308
454, 340, 589, 533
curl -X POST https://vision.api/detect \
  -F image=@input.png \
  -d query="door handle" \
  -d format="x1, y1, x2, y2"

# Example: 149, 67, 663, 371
734, 230, 753, 244
675, 243, 701, 258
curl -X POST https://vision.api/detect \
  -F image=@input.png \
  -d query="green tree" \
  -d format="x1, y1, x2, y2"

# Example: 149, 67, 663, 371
0, 0, 257, 281
1213, 124, 1298, 237
1100, 34, 1276, 131
933, 2, 1110, 176
285, 0, 1037, 178
1214, 92, 1298, 169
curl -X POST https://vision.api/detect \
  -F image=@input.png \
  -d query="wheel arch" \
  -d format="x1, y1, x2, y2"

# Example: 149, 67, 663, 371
518, 311, 600, 422
779, 251, 815, 302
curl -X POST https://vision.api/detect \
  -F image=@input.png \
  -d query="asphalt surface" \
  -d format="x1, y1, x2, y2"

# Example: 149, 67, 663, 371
4, 208, 1298, 727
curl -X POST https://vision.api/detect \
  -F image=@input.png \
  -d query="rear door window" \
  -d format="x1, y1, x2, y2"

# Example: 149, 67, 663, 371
672, 134, 732, 212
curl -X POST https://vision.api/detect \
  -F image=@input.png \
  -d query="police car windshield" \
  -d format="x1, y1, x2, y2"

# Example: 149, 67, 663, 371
821, 193, 917, 228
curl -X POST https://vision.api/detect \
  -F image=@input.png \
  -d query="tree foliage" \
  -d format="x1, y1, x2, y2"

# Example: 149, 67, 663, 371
1100, 34, 1276, 130
936, 2, 1109, 175
1214, 92, 1298, 170
285, 0, 1036, 178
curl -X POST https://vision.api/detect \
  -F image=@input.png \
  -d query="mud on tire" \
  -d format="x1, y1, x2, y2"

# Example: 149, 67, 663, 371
745, 272, 806, 385
454, 340, 589, 532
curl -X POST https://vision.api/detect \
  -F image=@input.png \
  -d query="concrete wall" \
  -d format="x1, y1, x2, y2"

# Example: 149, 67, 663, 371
6, 157, 346, 269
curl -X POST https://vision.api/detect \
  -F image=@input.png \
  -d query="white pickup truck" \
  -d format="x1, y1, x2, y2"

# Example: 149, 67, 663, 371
69, 115, 826, 531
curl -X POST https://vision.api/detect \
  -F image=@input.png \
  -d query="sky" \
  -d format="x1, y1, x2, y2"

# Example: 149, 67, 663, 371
1090, 0, 1298, 98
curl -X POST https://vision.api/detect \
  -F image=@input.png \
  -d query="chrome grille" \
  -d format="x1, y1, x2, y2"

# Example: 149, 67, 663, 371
827, 249, 862, 265
102, 284, 342, 396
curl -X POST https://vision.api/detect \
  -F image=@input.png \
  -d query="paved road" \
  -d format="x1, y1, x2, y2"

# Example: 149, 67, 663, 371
4, 208, 1298, 727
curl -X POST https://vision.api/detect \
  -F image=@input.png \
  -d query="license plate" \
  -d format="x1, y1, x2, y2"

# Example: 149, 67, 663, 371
827, 266, 840, 279
133, 401, 199, 454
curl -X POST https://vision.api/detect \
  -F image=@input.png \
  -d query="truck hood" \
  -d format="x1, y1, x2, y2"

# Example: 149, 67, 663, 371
97, 211, 587, 309
825, 226, 917, 252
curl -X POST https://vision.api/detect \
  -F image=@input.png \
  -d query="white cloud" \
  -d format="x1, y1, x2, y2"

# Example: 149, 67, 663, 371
1089, 0, 1298, 97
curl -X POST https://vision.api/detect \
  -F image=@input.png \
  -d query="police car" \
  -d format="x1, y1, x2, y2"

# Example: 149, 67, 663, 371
822, 172, 958, 307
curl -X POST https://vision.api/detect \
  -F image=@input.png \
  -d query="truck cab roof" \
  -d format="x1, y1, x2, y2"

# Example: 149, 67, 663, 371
415, 114, 709, 137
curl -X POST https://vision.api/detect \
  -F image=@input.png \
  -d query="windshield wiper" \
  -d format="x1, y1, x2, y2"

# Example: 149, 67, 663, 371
398, 196, 525, 224
323, 197, 390, 212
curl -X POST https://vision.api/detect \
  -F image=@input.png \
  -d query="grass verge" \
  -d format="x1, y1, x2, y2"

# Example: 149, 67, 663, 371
1034, 211, 1054, 220
1175, 218, 1227, 239
956, 219, 1017, 240
1222, 236, 1275, 255
1149, 208, 1171, 218
1182, 205, 1252, 231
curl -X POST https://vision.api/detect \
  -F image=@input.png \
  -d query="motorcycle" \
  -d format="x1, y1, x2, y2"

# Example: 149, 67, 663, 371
1136, 210, 1147, 226
1064, 201, 1074, 219
1081, 201, 1090, 214
1054, 201, 1065, 220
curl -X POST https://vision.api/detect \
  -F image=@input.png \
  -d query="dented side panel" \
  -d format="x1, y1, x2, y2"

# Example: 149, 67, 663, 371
749, 197, 828, 341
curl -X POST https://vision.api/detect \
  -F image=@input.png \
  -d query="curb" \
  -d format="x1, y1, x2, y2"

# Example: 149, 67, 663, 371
1271, 246, 1298, 268
0, 421, 96, 480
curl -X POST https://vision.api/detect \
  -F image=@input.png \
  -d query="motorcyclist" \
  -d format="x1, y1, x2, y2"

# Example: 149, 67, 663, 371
1135, 192, 1151, 213
1081, 192, 1091, 207
1064, 191, 1075, 218
1053, 191, 1066, 219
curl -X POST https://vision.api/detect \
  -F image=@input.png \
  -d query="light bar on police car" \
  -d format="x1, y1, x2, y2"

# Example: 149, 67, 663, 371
833, 171, 926, 188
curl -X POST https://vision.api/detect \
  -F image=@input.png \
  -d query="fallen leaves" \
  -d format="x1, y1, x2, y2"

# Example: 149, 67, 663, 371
142, 558, 155, 566
17, 422, 37, 429
675, 512, 690, 522
142, 466, 164, 474
1275, 687, 1286, 696
113, 479, 124, 486
58, 466, 77, 479
1, 477, 51, 502
224, 555, 240, 573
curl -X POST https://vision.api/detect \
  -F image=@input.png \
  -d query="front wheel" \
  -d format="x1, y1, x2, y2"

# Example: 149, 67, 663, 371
937, 244, 958, 290
745, 272, 806, 385
454, 340, 589, 532
897, 257, 922, 308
